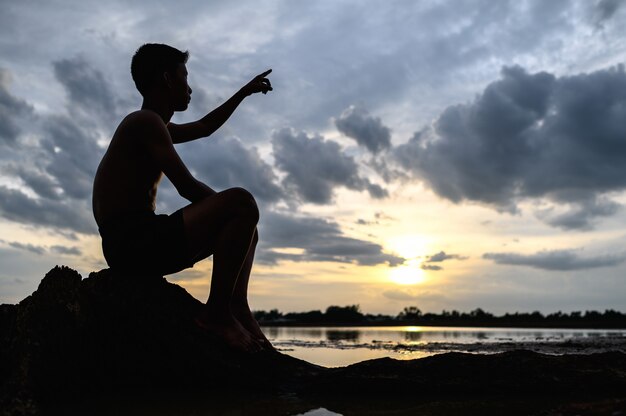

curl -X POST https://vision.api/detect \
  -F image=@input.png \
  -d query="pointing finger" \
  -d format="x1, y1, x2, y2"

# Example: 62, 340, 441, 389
257, 69, 272, 78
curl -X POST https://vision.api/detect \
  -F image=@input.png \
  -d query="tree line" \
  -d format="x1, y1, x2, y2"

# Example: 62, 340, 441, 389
253, 305, 626, 328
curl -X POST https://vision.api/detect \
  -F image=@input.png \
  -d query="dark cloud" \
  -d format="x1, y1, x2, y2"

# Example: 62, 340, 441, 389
182, 135, 283, 203
272, 128, 388, 204
335, 105, 391, 154
536, 197, 621, 230
425, 251, 468, 263
593, 0, 624, 28
0, 58, 105, 236
3, 165, 62, 200
50, 245, 82, 256
395, 64, 626, 228
41, 115, 103, 200
0, 68, 33, 145
0, 186, 95, 234
53, 56, 117, 121
1, 241, 81, 256
420, 250, 467, 271
7, 241, 45, 255
257, 210, 404, 267
420, 264, 443, 271
483, 249, 626, 271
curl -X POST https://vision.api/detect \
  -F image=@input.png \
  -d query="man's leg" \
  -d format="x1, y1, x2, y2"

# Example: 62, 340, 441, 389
229, 230, 273, 348
181, 188, 261, 352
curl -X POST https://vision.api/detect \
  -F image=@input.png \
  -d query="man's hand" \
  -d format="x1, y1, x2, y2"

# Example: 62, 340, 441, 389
168, 69, 273, 144
240, 69, 273, 97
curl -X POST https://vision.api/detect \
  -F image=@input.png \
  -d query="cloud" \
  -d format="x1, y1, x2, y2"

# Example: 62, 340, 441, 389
420, 264, 443, 271
6, 166, 62, 200
1, 240, 82, 256
425, 251, 468, 263
536, 197, 621, 230
257, 210, 404, 267
0, 186, 96, 234
483, 249, 626, 271
0, 68, 34, 145
53, 56, 117, 121
50, 245, 82, 256
7, 241, 45, 255
382, 289, 417, 301
271, 128, 388, 204
420, 250, 467, 271
395, 64, 626, 228
41, 114, 103, 200
382, 288, 445, 302
592, 0, 624, 28
335, 105, 391, 154
0, 57, 106, 236
182, 135, 283, 203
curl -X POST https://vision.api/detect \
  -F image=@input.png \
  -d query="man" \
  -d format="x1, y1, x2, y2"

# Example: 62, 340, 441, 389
92, 43, 272, 352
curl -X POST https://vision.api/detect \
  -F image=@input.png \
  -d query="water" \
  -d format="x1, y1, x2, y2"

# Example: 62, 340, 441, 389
263, 325, 626, 367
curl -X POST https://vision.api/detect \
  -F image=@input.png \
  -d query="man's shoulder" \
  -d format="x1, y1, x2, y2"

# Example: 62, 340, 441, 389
122, 110, 165, 127
117, 110, 169, 143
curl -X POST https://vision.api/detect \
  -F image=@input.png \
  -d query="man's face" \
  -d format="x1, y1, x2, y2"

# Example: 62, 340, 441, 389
169, 63, 192, 111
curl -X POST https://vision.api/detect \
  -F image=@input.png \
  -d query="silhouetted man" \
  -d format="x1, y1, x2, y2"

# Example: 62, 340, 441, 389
92, 43, 272, 352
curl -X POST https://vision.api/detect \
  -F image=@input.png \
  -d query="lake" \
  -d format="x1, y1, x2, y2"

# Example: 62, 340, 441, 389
263, 325, 626, 367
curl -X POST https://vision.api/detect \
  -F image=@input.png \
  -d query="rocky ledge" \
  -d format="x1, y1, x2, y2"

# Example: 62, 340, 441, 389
1, 266, 625, 415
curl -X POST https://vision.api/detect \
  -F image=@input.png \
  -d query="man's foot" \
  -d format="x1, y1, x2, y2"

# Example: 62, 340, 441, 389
195, 307, 262, 353
232, 303, 275, 351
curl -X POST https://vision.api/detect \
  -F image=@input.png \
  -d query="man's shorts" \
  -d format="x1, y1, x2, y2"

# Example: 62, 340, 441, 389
99, 209, 194, 276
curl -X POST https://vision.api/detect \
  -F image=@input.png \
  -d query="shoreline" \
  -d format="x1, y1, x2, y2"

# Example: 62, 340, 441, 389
260, 321, 626, 329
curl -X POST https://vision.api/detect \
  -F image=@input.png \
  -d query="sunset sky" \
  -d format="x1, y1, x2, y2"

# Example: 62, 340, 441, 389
1, 0, 626, 315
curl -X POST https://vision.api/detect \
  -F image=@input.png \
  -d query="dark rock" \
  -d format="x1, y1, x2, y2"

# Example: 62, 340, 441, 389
1, 266, 626, 415
0, 266, 321, 414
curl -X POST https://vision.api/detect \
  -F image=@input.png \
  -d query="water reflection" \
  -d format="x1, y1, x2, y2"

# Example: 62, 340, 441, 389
265, 326, 626, 367
404, 331, 422, 342
326, 330, 360, 342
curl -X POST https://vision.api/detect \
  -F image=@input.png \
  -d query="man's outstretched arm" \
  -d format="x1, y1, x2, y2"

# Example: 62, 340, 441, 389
168, 69, 272, 144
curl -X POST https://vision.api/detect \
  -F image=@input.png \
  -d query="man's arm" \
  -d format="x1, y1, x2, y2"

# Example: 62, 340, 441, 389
168, 69, 273, 144
134, 111, 215, 202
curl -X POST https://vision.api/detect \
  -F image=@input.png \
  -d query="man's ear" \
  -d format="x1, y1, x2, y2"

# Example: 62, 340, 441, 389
163, 72, 172, 88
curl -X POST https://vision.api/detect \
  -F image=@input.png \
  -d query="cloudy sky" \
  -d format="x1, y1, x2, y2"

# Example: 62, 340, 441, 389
1, 0, 626, 315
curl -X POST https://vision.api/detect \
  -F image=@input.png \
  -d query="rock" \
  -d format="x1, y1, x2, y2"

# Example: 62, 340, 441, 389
1, 266, 626, 415
0, 266, 321, 415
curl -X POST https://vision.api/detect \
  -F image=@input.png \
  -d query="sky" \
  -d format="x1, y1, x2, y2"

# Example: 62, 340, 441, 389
1, 0, 626, 315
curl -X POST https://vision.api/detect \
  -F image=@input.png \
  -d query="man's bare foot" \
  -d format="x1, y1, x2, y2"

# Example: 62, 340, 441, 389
195, 307, 262, 353
231, 302, 275, 351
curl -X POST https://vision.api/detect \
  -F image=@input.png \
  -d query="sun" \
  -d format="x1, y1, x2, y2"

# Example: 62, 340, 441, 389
389, 261, 426, 285
385, 234, 431, 285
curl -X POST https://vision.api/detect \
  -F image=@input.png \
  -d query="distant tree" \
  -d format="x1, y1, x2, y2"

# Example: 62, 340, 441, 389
469, 308, 493, 319
253, 308, 283, 322
570, 311, 582, 319
397, 306, 422, 321
325, 305, 363, 323
284, 310, 324, 323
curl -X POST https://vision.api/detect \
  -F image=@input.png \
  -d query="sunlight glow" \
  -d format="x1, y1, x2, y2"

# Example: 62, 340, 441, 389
386, 234, 431, 260
389, 263, 426, 285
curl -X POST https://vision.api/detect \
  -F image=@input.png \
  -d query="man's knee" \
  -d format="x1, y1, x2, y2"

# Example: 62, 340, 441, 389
224, 187, 259, 223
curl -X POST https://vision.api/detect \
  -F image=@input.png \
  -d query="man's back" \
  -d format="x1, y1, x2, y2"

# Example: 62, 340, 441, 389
92, 110, 163, 227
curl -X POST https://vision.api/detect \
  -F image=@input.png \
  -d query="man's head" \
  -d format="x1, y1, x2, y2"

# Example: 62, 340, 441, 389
131, 43, 192, 110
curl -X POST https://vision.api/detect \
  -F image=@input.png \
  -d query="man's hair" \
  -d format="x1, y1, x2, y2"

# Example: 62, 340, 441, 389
131, 43, 189, 96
